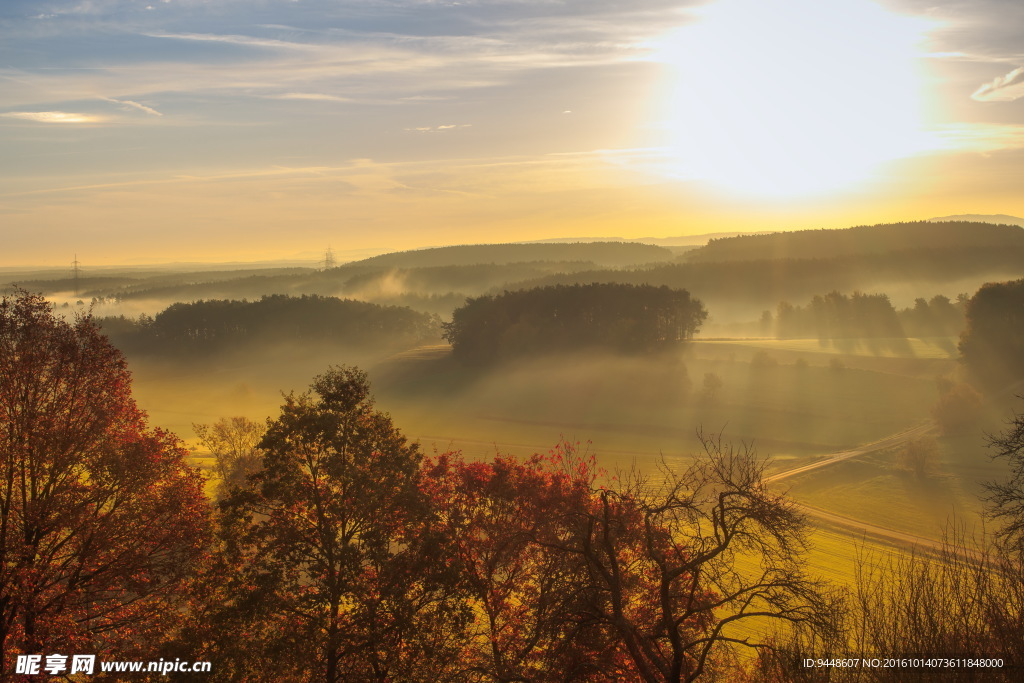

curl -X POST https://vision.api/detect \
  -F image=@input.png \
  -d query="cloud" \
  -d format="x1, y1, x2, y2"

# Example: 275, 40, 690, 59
0, 111, 104, 123
404, 124, 471, 133
101, 96, 163, 116
270, 93, 350, 102
972, 66, 1024, 101
931, 122, 1024, 152
144, 31, 318, 52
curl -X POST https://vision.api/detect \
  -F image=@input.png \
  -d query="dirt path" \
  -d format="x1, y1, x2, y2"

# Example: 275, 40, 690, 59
765, 422, 985, 558
765, 422, 934, 483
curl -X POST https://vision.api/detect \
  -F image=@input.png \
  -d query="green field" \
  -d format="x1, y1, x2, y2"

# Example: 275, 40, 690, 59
372, 343, 947, 472
129, 338, 998, 572
132, 340, 951, 470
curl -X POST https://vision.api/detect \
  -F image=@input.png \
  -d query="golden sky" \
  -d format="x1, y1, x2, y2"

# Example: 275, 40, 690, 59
2, 0, 1023, 265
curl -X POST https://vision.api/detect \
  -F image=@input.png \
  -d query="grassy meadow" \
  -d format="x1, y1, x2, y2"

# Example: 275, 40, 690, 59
123, 331, 1009, 562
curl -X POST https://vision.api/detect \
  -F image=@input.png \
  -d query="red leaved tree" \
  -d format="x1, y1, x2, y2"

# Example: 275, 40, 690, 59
424, 446, 633, 681
0, 291, 211, 673
424, 436, 835, 683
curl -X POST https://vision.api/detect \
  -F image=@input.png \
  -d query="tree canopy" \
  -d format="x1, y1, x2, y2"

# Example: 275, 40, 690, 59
100, 294, 439, 355
959, 279, 1024, 391
442, 283, 707, 362
0, 291, 210, 673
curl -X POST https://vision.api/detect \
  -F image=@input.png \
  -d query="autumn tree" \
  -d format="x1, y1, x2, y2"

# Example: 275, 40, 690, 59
0, 291, 211, 673
193, 416, 264, 499
424, 436, 835, 683
205, 367, 468, 682
424, 446, 633, 682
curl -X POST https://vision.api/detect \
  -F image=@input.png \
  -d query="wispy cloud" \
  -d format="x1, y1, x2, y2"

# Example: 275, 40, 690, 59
101, 96, 163, 116
931, 122, 1024, 151
0, 111, 105, 123
405, 124, 471, 133
144, 31, 317, 52
270, 93, 350, 102
972, 66, 1024, 102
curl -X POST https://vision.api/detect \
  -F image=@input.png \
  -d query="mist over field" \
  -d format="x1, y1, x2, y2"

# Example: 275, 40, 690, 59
8, 221, 1016, 530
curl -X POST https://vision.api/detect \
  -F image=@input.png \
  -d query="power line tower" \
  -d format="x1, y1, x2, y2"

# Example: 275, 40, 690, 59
321, 246, 336, 271
71, 254, 81, 298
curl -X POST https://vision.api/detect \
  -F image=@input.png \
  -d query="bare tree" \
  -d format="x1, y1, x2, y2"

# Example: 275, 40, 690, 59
562, 432, 839, 682
986, 401, 1024, 558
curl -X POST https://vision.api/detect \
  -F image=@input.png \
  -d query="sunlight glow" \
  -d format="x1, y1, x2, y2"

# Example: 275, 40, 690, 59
1, 111, 104, 124
652, 0, 936, 198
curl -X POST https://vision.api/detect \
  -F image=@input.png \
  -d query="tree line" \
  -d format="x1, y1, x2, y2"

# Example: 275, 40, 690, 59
772, 291, 966, 340
442, 283, 708, 362
959, 278, 1024, 392
688, 221, 1024, 263
509, 247, 1024, 313
98, 294, 439, 355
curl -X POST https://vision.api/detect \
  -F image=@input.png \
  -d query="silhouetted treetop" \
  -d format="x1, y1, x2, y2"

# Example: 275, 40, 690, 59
774, 291, 903, 339
959, 279, 1024, 391
442, 283, 706, 362
99, 294, 438, 354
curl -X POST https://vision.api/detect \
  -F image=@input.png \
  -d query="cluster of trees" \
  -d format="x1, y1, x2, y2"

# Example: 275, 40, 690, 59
775, 292, 902, 339
898, 294, 966, 338
772, 292, 965, 340
99, 294, 439, 355
442, 283, 708, 362
187, 370, 834, 682
959, 279, 1024, 392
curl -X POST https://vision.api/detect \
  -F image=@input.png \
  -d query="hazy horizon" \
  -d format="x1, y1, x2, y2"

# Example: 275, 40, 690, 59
3, 0, 1024, 266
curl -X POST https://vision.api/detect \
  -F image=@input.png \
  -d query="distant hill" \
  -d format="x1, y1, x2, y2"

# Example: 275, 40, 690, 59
501, 245, 1024, 316
928, 214, 1024, 227
521, 231, 772, 247
685, 221, 1024, 263
347, 242, 674, 269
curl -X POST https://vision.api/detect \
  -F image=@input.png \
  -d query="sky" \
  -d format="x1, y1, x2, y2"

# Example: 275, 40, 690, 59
1, 0, 1023, 266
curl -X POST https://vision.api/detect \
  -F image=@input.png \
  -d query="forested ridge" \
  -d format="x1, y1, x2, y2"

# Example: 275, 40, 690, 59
347, 241, 675, 268
98, 294, 439, 354
686, 220, 1024, 262
510, 246, 1024, 310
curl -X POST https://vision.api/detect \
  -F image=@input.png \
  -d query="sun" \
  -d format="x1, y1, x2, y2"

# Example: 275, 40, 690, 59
652, 0, 936, 198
